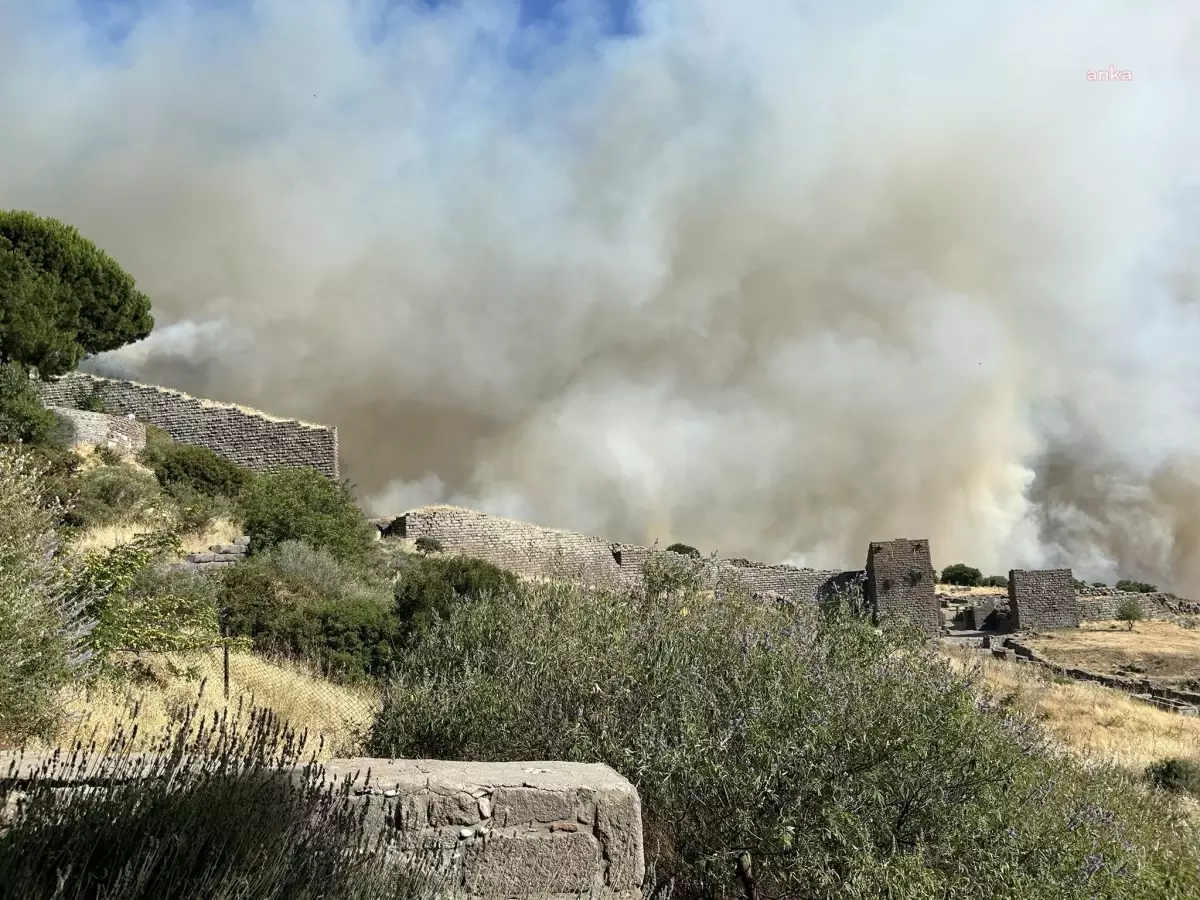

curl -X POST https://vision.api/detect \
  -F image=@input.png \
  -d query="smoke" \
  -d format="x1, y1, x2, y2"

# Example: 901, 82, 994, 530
4, 0, 1200, 587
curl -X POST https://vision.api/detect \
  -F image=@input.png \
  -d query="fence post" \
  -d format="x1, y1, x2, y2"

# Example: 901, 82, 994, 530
221, 610, 230, 702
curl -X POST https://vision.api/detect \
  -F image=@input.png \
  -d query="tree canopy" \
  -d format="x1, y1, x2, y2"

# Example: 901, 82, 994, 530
0, 210, 153, 377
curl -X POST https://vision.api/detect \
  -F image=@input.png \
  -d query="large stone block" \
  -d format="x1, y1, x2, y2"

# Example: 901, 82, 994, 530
319, 758, 646, 898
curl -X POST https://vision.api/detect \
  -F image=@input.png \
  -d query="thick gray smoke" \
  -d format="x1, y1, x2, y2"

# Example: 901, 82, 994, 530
4, 0, 1200, 587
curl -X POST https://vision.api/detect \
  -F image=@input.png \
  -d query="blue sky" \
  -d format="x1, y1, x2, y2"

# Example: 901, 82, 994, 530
73, 0, 640, 49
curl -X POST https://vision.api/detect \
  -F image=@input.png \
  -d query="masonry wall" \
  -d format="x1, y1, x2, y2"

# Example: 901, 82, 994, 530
387, 507, 852, 605
864, 539, 939, 635
392, 507, 631, 586
719, 559, 850, 604
1077, 591, 1176, 622
1008, 569, 1080, 630
50, 407, 146, 457
38, 373, 338, 478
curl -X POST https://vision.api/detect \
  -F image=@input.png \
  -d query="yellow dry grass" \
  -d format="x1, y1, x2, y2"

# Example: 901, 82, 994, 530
37, 651, 379, 760
935, 583, 1009, 597
943, 646, 1200, 771
1021, 620, 1200, 679
71, 517, 241, 557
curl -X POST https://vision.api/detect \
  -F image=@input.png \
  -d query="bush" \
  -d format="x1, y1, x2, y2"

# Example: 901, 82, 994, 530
239, 467, 374, 566
939, 563, 982, 586
1116, 580, 1158, 594
665, 542, 701, 558
982, 575, 1008, 588
59, 463, 164, 530
0, 705, 440, 899
392, 553, 520, 642
414, 535, 443, 554
368, 563, 1200, 899
0, 445, 92, 745
73, 531, 231, 660
0, 360, 64, 447
1145, 757, 1200, 796
168, 485, 236, 537
1116, 596, 1146, 631
219, 542, 398, 681
147, 441, 252, 499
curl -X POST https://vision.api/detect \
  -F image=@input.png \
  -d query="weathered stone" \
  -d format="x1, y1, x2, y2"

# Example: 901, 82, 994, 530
865, 539, 939, 635
462, 830, 602, 897
1009, 569, 1079, 630
491, 785, 575, 826
37, 373, 338, 479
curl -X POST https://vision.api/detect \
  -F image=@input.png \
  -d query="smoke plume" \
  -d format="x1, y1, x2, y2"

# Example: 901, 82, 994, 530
4, 0, 1200, 588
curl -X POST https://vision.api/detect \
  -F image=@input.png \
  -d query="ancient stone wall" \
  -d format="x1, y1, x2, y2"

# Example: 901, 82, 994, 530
384, 507, 853, 606
1, 755, 645, 900
390, 507, 632, 586
1077, 591, 1176, 622
49, 407, 146, 457
864, 539, 939, 635
1008, 569, 1079, 630
37, 373, 338, 478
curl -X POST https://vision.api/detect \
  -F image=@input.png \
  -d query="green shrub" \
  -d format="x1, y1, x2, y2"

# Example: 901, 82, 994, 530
73, 531, 233, 661
0, 445, 91, 745
76, 385, 109, 414
392, 553, 519, 642
148, 441, 252, 499
939, 563, 982, 587
239, 467, 374, 565
665, 542, 701, 559
95, 444, 123, 466
368, 566, 1200, 900
60, 463, 164, 530
219, 542, 398, 681
168, 485, 236, 537
1116, 579, 1158, 594
982, 575, 1008, 588
0, 360, 64, 447
0, 704, 441, 899
1116, 596, 1146, 631
413, 535, 443, 554
1145, 757, 1200, 796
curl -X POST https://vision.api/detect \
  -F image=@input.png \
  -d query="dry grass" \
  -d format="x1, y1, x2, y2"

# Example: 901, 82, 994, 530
36, 651, 378, 760
935, 583, 1008, 597
71, 517, 242, 557
1022, 620, 1200, 679
944, 646, 1200, 771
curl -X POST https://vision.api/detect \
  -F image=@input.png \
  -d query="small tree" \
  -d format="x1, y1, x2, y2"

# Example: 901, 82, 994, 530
666, 542, 701, 559
939, 563, 982, 587
1116, 596, 1145, 631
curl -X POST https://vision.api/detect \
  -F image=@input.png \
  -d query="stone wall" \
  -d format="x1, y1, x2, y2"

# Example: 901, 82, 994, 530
1077, 591, 1177, 622
864, 539, 939, 635
50, 407, 146, 457
37, 373, 338, 478
385, 507, 854, 606
0, 755, 645, 900
1008, 569, 1079, 630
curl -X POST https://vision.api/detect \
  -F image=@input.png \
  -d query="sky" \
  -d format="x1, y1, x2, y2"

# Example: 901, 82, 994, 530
4, 1, 1200, 590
